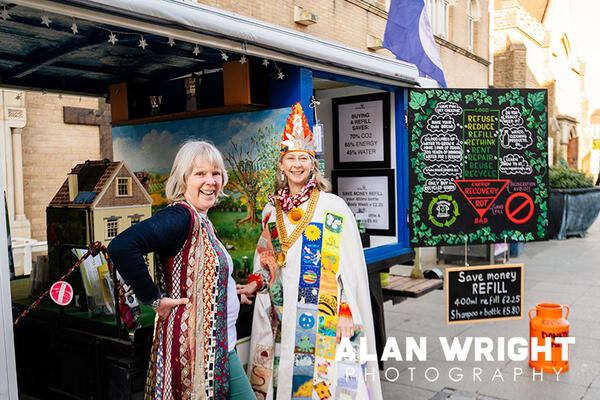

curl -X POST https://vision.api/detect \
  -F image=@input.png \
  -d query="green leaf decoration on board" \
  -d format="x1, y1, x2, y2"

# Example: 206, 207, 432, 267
409, 91, 428, 110
527, 91, 546, 112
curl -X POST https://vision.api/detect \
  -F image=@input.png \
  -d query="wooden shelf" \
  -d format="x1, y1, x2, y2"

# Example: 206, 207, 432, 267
382, 275, 443, 298
111, 104, 268, 126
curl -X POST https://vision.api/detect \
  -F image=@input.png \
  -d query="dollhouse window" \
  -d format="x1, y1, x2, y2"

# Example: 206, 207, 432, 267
106, 220, 119, 239
116, 177, 132, 197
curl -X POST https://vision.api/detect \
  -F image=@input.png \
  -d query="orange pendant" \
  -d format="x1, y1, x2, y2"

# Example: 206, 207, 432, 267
276, 251, 287, 267
288, 207, 303, 224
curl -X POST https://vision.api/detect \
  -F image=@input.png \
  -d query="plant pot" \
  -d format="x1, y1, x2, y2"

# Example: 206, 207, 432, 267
548, 187, 600, 239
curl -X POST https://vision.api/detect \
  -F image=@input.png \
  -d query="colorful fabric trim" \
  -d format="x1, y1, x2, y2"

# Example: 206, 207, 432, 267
144, 202, 229, 400
269, 179, 316, 213
201, 223, 230, 398
250, 221, 282, 399
290, 211, 345, 399
291, 222, 323, 399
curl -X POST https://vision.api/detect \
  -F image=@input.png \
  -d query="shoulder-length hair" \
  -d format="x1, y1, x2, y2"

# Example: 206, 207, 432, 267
165, 140, 229, 202
274, 154, 331, 193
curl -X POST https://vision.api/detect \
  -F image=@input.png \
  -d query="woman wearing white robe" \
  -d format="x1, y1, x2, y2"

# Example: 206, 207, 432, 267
239, 103, 383, 400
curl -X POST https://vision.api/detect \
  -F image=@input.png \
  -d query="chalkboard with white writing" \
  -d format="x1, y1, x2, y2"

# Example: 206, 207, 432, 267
408, 89, 549, 247
446, 264, 523, 324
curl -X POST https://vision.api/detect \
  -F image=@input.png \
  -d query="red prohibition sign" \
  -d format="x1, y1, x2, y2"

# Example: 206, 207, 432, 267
505, 192, 534, 224
50, 281, 74, 306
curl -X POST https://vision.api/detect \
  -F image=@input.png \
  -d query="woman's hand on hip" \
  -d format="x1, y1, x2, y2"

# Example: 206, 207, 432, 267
236, 281, 258, 304
154, 297, 189, 319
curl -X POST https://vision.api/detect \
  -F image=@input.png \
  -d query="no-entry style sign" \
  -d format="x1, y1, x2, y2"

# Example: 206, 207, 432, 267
50, 281, 74, 306
408, 88, 549, 247
505, 192, 534, 224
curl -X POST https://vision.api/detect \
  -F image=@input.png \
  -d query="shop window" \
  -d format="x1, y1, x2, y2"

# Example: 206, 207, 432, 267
426, 0, 450, 40
106, 219, 119, 239
116, 177, 132, 197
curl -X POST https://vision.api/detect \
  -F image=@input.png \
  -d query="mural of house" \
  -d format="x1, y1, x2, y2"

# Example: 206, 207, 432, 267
46, 159, 152, 276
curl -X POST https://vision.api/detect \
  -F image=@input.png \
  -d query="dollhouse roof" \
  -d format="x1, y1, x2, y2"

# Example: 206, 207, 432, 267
48, 159, 122, 207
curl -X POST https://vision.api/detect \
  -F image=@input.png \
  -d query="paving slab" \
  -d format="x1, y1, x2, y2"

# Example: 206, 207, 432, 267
582, 387, 600, 400
476, 377, 587, 400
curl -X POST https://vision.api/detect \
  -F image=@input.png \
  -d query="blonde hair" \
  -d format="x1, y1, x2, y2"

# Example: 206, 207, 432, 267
165, 140, 229, 202
275, 154, 331, 193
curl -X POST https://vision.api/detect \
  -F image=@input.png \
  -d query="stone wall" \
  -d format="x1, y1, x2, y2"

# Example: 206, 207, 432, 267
22, 92, 101, 241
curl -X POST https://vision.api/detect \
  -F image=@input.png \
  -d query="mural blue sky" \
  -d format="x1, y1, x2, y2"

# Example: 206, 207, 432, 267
113, 107, 289, 174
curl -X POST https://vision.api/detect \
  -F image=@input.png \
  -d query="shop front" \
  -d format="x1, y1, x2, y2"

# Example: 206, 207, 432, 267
0, 0, 432, 397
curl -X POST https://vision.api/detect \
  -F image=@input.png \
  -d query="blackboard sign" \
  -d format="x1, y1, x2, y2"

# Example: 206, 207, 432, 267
408, 89, 549, 247
446, 264, 523, 324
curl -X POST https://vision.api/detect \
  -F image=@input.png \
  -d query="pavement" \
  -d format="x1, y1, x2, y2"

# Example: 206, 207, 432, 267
380, 217, 600, 400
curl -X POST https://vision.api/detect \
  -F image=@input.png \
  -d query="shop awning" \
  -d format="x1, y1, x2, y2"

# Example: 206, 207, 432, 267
4, 0, 418, 95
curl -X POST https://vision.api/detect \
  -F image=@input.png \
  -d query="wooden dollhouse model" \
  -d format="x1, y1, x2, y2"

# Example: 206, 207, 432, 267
47, 159, 152, 274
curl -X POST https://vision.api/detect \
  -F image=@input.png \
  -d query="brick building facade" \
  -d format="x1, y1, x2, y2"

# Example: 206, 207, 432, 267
493, 0, 591, 169
194, 0, 491, 87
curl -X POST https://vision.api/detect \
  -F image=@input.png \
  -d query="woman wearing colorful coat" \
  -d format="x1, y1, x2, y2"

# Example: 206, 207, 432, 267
242, 103, 383, 400
108, 141, 255, 400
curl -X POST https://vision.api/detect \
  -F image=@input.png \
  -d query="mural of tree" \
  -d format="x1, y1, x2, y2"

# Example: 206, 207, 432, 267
225, 125, 279, 225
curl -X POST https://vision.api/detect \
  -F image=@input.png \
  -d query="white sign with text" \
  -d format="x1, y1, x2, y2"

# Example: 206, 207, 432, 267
338, 100, 385, 163
337, 175, 390, 230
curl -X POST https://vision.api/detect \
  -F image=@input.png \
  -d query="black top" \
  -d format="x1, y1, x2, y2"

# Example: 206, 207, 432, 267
107, 205, 191, 305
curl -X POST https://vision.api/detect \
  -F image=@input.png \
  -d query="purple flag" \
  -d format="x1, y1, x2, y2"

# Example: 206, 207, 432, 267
383, 0, 447, 87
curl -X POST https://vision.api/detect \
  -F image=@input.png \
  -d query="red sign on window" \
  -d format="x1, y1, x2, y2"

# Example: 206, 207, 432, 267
50, 281, 74, 306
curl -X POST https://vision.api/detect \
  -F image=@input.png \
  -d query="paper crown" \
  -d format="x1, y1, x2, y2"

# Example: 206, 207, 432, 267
280, 102, 315, 157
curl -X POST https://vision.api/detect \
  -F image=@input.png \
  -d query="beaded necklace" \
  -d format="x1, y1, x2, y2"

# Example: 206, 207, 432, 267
274, 188, 319, 267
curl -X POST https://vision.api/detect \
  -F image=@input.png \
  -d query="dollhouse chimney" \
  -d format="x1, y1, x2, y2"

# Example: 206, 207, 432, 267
68, 173, 78, 201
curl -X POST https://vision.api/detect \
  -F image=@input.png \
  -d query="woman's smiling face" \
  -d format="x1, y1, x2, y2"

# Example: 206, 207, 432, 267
280, 152, 312, 194
183, 158, 222, 213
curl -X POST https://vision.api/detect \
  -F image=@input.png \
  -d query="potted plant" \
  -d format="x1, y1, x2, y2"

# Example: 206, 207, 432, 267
548, 160, 600, 239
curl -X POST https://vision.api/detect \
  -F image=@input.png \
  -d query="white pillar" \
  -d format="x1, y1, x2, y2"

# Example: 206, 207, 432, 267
0, 126, 19, 400
9, 127, 30, 239
0, 89, 28, 238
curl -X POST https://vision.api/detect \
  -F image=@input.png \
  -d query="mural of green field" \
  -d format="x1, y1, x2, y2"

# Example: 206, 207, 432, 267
208, 210, 262, 278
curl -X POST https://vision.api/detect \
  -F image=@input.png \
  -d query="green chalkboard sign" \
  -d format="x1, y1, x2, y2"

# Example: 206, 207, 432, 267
408, 89, 549, 247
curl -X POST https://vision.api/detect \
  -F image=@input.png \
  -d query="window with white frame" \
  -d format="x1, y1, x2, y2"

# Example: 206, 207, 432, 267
467, 0, 480, 52
116, 177, 132, 197
106, 219, 119, 239
426, 0, 450, 39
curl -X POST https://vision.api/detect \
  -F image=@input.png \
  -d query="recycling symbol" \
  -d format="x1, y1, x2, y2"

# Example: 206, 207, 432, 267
428, 195, 460, 228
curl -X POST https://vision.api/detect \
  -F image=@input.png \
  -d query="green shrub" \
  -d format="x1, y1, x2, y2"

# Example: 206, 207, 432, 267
549, 163, 594, 189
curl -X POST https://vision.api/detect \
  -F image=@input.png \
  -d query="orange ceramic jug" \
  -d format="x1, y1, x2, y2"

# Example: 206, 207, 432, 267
529, 303, 570, 373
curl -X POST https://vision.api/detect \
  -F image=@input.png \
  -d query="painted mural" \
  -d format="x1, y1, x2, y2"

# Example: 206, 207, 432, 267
112, 108, 288, 274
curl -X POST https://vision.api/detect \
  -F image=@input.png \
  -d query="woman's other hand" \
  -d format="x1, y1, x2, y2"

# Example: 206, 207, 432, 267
154, 297, 189, 319
236, 282, 258, 304
336, 315, 355, 344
